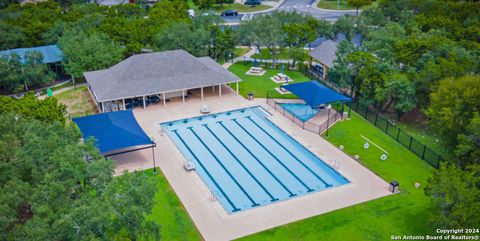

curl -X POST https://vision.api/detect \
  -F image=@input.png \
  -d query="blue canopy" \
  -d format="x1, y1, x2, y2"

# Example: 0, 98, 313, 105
282, 81, 351, 108
0, 44, 63, 64
73, 110, 153, 154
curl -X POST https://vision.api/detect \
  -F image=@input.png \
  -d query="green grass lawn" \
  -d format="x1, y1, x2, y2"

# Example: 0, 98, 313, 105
239, 110, 435, 241
395, 122, 452, 159
54, 85, 97, 118
316, 0, 373, 10
145, 169, 202, 241
228, 62, 310, 99
213, 3, 272, 12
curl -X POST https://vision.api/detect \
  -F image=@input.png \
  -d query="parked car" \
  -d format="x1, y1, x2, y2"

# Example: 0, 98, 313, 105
221, 9, 238, 16
244, 0, 260, 6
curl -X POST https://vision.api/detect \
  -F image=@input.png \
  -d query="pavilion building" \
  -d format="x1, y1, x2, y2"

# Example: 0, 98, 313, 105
84, 49, 241, 112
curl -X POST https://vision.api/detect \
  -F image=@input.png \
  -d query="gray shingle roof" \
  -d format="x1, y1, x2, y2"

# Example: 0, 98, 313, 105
84, 50, 241, 102
308, 40, 339, 68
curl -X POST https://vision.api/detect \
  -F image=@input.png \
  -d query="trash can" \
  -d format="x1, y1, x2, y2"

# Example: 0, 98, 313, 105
389, 180, 399, 193
248, 92, 254, 100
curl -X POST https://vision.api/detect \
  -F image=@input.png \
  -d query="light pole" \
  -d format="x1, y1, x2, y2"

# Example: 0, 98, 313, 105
326, 104, 332, 138
151, 137, 157, 174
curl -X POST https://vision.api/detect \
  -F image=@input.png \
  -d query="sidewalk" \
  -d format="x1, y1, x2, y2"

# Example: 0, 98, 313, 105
38, 83, 86, 100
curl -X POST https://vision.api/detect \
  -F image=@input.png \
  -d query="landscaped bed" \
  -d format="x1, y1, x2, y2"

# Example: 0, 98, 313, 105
228, 62, 310, 99
238, 110, 435, 241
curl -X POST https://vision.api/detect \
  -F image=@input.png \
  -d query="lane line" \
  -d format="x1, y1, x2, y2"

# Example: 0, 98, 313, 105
218, 121, 297, 197
171, 129, 241, 212
231, 118, 314, 192
187, 127, 260, 207
246, 116, 331, 187
204, 124, 279, 202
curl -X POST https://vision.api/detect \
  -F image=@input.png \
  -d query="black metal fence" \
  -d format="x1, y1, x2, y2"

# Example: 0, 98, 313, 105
266, 93, 345, 137
351, 101, 443, 168
281, 66, 444, 168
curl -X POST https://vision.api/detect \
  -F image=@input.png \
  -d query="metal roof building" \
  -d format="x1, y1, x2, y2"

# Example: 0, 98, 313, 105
0, 44, 63, 64
84, 49, 241, 112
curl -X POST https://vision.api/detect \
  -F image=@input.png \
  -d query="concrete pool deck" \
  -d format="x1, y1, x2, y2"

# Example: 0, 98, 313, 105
111, 86, 393, 241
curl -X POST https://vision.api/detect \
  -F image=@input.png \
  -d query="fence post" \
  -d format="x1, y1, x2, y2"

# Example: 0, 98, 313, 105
385, 121, 389, 133
421, 146, 427, 159
396, 128, 401, 141
374, 113, 378, 125
408, 136, 413, 150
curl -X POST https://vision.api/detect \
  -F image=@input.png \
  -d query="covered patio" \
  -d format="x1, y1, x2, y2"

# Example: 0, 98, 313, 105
73, 110, 157, 171
84, 49, 241, 113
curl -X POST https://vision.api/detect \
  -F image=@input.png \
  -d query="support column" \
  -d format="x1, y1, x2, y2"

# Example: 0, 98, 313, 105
219, 84, 222, 98
182, 90, 185, 103
122, 99, 126, 110
201, 87, 204, 101
143, 96, 146, 109
212, 85, 215, 92
323, 65, 327, 79
236, 81, 239, 95
163, 93, 166, 106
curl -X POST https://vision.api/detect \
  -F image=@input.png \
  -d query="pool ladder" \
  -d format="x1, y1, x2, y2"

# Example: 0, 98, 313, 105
210, 190, 220, 201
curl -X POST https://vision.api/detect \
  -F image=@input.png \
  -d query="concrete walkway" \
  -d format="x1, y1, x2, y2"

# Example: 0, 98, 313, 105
37, 83, 86, 100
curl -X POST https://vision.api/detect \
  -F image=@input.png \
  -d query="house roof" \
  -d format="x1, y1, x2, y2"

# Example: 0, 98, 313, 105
84, 50, 241, 102
0, 44, 63, 64
308, 40, 339, 68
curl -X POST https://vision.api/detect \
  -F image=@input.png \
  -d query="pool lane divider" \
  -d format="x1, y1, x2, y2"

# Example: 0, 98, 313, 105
171, 129, 241, 212
245, 116, 332, 188
217, 121, 297, 198
231, 119, 315, 193
187, 127, 261, 208
204, 123, 279, 202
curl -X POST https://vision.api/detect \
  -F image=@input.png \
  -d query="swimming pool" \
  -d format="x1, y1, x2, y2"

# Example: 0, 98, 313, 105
161, 106, 348, 213
280, 103, 319, 122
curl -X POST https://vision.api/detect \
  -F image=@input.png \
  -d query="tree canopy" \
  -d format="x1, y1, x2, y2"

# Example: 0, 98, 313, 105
0, 112, 160, 241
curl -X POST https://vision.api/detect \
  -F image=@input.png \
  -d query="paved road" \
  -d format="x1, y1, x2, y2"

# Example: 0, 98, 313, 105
278, 0, 356, 21
221, 0, 356, 23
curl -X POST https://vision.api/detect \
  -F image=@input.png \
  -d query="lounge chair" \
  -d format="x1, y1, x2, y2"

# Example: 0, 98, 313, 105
200, 104, 211, 114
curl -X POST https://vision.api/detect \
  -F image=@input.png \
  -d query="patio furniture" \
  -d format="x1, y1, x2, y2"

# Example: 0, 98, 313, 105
200, 104, 211, 114
184, 160, 195, 171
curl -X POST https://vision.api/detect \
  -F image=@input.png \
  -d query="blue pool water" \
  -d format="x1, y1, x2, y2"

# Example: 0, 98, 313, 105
280, 103, 319, 122
161, 106, 348, 213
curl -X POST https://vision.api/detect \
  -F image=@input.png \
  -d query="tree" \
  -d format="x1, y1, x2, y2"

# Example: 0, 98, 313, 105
375, 73, 416, 120
0, 113, 160, 240
0, 22, 27, 50
287, 47, 306, 69
0, 53, 23, 92
0, 93, 66, 123
347, 0, 372, 16
426, 163, 480, 228
455, 114, 480, 167
333, 15, 356, 40
59, 30, 123, 78
427, 75, 480, 150
21, 51, 55, 91
343, 50, 378, 101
